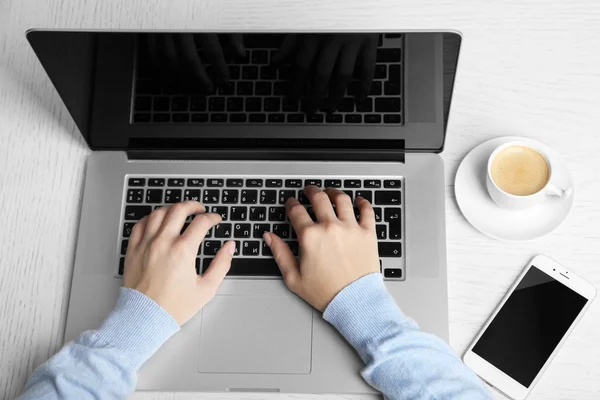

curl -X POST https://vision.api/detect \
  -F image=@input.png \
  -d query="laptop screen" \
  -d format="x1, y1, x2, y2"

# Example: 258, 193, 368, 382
27, 31, 460, 152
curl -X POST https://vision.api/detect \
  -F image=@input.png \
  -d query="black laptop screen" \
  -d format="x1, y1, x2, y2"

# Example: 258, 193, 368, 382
27, 31, 461, 152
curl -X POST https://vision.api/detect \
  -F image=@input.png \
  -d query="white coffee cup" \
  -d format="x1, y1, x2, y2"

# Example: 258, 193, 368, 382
486, 141, 572, 209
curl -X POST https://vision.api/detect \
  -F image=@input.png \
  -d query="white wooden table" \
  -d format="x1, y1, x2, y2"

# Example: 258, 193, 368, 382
1, 1, 600, 399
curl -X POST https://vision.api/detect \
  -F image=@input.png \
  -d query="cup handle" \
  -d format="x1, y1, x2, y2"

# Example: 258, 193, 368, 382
545, 183, 573, 198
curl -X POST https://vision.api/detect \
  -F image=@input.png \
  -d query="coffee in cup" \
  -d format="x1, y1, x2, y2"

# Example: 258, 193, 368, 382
490, 145, 550, 196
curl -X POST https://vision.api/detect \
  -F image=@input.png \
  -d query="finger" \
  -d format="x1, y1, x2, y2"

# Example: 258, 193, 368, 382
228, 34, 245, 57
176, 34, 213, 88
143, 206, 171, 241
324, 188, 355, 222
356, 196, 376, 230
159, 201, 207, 237
159, 33, 180, 82
327, 40, 361, 111
201, 34, 229, 84
291, 34, 320, 101
180, 211, 222, 244
306, 36, 342, 113
272, 34, 296, 64
200, 240, 235, 290
129, 215, 148, 249
264, 233, 301, 292
304, 185, 337, 222
285, 197, 313, 233
357, 35, 378, 101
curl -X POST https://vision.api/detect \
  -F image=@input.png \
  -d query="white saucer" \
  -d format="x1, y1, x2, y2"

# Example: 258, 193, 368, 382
455, 136, 574, 241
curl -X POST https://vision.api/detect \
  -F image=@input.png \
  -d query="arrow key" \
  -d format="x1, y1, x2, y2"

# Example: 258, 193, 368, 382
375, 191, 401, 205
378, 242, 402, 257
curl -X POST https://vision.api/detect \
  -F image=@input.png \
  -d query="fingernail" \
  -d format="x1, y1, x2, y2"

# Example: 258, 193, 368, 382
226, 240, 236, 255
263, 232, 272, 246
286, 197, 298, 205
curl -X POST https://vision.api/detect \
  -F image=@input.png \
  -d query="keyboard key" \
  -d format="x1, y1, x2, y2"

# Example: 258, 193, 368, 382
363, 180, 381, 188
153, 97, 170, 111
273, 82, 287, 95
279, 190, 296, 204
250, 206, 267, 221
374, 64, 387, 79
203, 258, 281, 276
119, 258, 125, 275
204, 240, 222, 256
324, 180, 342, 188
260, 190, 277, 204
211, 206, 228, 220
253, 223, 270, 239
307, 114, 324, 123
121, 240, 129, 255
273, 224, 290, 239
146, 189, 163, 203
283, 98, 299, 112
378, 242, 402, 257
218, 82, 236, 96
228, 65, 240, 79
249, 114, 267, 123
134, 113, 151, 123
376, 224, 387, 240
237, 81, 253, 95
389, 213, 401, 239
123, 223, 134, 238
285, 179, 302, 188
339, 98, 355, 112
231, 206, 248, 221
165, 189, 182, 203
241, 189, 258, 204
246, 179, 263, 187
297, 190, 310, 204
234, 223, 251, 238
384, 179, 401, 188
214, 223, 232, 238
365, 114, 382, 123
227, 98, 244, 112
226, 179, 244, 187
369, 81, 382, 96
345, 114, 362, 123
264, 98, 280, 112
385, 82, 401, 95
287, 114, 305, 123
286, 241, 299, 256
134, 97, 151, 111
268, 114, 285, 123
209, 97, 225, 111
355, 190, 372, 203
203, 190, 220, 203
384, 114, 401, 123
168, 178, 185, 187
222, 189, 239, 204
128, 178, 145, 186
269, 206, 286, 221
266, 179, 283, 188
187, 178, 204, 187
246, 97, 262, 112
127, 189, 144, 203
211, 113, 228, 123
262, 241, 273, 256
184, 189, 201, 202
304, 179, 322, 188
230, 113, 247, 123
356, 98, 373, 112
148, 178, 165, 187
344, 180, 361, 188
208, 179, 224, 187
376, 191, 401, 205
389, 64, 400, 83
384, 208, 401, 224
243, 240, 261, 256
384, 269, 403, 278
172, 97, 188, 111
326, 114, 343, 123
196, 258, 201, 274
192, 113, 209, 122
191, 97, 207, 111
374, 207, 383, 222
343, 190, 353, 200
376, 98, 401, 112
377, 48, 401, 63
242, 66, 259, 79
261, 66, 277, 80
255, 82, 272, 96
124, 206, 152, 220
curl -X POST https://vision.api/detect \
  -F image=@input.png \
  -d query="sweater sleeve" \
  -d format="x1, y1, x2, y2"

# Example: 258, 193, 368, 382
323, 273, 492, 400
17, 288, 180, 400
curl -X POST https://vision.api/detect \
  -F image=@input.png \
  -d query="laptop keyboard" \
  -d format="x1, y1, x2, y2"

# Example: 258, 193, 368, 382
131, 34, 404, 125
119, 175, 405, 280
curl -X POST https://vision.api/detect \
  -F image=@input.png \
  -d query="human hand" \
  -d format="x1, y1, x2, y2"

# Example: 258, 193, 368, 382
273, 34, 378, 113
145, 33, 245, 89
264, 186, 380, 311
123, 201, 235, 325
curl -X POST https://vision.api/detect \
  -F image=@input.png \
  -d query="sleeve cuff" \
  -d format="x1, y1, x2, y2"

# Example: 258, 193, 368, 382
323, 273, 417, 359
93, 287, 180, 370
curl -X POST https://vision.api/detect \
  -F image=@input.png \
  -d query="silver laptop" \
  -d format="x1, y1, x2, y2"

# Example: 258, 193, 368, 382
27, 30, 461, 394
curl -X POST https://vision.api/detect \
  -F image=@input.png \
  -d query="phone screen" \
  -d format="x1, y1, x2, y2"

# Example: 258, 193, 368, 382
472, 266, 588, 387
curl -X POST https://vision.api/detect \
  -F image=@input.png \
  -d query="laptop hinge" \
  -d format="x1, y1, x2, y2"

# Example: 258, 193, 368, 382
126, 138, 405, 163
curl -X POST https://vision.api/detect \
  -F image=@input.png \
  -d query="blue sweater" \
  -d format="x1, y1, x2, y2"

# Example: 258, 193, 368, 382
18, 273, 491, 399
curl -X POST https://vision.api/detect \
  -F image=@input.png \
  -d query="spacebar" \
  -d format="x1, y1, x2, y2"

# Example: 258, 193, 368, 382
202, 258, 282, 276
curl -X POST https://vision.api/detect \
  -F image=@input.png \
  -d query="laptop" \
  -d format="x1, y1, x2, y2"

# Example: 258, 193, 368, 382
27, 30, 461, 394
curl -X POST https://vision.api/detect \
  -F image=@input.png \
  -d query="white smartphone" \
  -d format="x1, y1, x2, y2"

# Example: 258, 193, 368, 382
463, 255, 596, 400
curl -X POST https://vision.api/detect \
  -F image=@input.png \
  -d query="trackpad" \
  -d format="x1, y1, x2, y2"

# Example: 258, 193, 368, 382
198, 295, 313, 374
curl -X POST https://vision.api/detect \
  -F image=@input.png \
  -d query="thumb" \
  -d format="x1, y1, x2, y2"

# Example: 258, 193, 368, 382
200, 240, 235, 291
264, 233, 301, 291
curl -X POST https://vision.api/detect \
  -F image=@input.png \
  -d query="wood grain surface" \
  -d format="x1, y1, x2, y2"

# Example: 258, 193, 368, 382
1, 0, 599, 399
